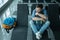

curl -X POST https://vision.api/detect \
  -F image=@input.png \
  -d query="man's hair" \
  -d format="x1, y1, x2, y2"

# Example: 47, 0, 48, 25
36, 4, 43, 9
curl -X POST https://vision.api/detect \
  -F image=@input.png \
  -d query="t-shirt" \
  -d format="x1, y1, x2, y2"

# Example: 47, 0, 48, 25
32, 8, 47, 25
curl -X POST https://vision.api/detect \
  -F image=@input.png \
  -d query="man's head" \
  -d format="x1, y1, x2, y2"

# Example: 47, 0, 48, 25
36, 4, 43, 13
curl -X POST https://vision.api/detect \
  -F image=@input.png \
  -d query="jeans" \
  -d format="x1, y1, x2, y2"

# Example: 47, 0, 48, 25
29, 20, 50, 34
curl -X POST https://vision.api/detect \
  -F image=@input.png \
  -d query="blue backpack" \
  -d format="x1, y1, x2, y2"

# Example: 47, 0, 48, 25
3, 17, 15, 26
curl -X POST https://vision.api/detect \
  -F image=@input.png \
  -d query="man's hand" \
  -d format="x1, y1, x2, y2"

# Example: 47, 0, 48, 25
37, 13, 47, 20
32, 17, 45, 22
35, 13, 39, 15
35, 13, 47, 20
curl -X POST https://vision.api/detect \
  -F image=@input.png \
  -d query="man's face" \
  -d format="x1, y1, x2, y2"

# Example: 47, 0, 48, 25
36, 7, 42, 13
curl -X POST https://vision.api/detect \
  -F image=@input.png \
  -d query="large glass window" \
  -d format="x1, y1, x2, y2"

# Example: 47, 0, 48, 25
0, 0, 2, 5
0, 0, 8, 8
0, 0, 3, 8
3, 0, 8, 4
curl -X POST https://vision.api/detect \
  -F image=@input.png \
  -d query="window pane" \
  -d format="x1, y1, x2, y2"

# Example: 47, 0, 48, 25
3, 0, 8, 3
0, 0, 2, 8
0, 0, 2, 5
0, 0, 8, 8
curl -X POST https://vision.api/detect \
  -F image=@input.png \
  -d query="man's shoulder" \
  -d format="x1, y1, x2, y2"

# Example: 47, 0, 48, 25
33, 9, 36, 11
32, 9, 36, 14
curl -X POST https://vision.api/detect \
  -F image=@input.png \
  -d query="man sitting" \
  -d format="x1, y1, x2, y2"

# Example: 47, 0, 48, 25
29, 4, 50, 39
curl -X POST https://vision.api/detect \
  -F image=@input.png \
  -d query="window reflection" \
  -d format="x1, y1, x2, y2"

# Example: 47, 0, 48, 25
5, 8, 11, 17
0, 0, 8, 8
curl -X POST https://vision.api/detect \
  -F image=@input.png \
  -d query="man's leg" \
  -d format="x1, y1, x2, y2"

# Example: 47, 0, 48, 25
29, 20, 41, 39
29, 20, 38, 34
35, 21, 50, 40
39, 20, 50, 34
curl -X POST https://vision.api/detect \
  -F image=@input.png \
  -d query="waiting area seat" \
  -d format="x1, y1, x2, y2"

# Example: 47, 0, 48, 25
11, 4, 28, 40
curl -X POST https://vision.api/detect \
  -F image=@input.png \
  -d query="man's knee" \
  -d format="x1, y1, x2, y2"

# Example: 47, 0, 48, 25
46, 20, 50, 25
29, 20, 33, 24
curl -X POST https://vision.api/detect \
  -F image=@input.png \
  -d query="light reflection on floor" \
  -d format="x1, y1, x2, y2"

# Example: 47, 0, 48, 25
0, 24, 14, 40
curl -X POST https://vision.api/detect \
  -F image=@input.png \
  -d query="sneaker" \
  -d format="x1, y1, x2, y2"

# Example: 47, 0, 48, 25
36, 32, 42, 40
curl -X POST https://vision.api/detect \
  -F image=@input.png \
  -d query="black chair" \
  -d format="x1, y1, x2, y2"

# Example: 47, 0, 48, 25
11, 4, 28, 40
56, 0, 60, 3
45, 0, 51, 3
23, 0, 28, 3
48, 4, 59, 30
38, 0, 44, 3
48, 4, 60, 40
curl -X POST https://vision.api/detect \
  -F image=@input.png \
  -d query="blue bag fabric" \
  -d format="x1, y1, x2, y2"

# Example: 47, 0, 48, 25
3, 17, 15, 26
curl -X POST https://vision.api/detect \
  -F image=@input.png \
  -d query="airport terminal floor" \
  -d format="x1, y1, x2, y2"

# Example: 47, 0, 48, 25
0, 0, 60, 40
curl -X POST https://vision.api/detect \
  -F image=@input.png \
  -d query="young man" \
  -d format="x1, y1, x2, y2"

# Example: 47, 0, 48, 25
29, 4, 50, 39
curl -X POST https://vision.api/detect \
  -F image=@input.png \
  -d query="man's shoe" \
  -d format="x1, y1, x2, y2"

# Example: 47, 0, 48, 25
36, 32, 42, 40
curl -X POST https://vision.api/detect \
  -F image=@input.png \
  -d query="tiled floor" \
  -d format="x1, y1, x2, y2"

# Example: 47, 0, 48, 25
0, 26, 3, 40
0, 24, 14, 40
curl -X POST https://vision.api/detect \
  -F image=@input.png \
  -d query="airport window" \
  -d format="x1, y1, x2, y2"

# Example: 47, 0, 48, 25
3, 0, 8, 4
0, 0, 2, 5
0, 0, 3, 8
0, 0, 8, 8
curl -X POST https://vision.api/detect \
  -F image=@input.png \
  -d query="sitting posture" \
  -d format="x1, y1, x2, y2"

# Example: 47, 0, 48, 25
29, 4, 50, 39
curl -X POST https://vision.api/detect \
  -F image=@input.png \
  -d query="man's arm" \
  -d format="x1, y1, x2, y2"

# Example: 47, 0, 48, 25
32, 17, 45, 22
36, 13, 47, 20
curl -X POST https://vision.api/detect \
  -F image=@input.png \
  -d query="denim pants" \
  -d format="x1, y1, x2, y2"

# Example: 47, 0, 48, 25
29, 20, 50, 34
